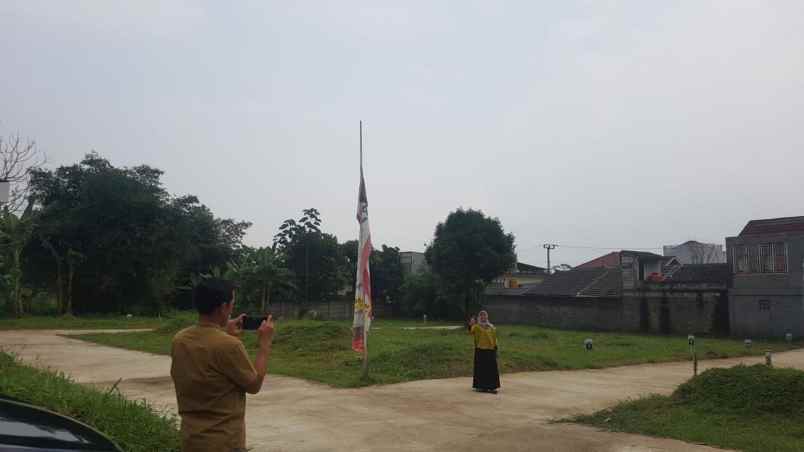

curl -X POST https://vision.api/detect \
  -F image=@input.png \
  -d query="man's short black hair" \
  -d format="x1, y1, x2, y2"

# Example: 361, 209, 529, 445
193, 278, 237, 315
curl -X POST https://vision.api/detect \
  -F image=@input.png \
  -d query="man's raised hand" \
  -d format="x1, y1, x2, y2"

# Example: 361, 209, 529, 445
257, 315, 275, 347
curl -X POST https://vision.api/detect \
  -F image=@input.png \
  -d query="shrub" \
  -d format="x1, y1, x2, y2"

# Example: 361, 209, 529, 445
0, 351, 180, 452
673, 364, 804, 416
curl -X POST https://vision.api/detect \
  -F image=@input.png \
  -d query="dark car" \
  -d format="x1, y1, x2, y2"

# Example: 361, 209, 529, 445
0, 396, 122, 451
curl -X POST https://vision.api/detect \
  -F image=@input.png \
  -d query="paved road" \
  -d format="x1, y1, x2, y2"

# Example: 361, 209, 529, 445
7, 329, 802, 451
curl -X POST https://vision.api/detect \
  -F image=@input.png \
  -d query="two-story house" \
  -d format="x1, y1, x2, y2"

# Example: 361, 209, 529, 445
726, 216, 804, 338
576, 250, 679, 286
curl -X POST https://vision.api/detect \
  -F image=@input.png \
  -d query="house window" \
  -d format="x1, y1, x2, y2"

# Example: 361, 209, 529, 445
748, 245, 759, 273
759, 244, 772, 273
732, 243, 788, 273
734, 246, 749, 273
758, 299, 771, 311
773, 242, 787, 272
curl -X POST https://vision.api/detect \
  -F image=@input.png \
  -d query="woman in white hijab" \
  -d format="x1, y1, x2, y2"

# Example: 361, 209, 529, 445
468, 310, 500, 393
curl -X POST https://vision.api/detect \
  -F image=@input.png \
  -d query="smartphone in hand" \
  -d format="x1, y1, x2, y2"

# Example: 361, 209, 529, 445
242, 315, 268, 330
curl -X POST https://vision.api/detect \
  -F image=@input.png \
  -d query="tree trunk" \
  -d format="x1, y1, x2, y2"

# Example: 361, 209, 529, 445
262, 283, 272, 313
13, 249, 23, 318
41, 239, 64, 313
13, 276, 23, 318
55, 264, 64, 314
65, 259, 75, 316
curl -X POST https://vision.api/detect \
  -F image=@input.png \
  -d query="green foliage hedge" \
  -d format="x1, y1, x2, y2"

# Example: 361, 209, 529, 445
570, 364, 804, 452
0, 352, 180, 452
674, 364, 804, 416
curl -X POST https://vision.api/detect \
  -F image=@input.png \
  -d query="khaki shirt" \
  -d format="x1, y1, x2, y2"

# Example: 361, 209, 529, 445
170, 323, 257, 452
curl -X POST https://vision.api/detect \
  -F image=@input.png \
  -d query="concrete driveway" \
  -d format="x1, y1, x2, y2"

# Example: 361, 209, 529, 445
6, 329, 800, 451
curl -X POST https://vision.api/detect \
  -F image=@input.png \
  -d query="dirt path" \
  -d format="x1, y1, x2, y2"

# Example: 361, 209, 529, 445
6, 330, 803, 451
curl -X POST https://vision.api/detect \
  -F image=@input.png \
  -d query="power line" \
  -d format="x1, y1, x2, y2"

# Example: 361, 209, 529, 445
519, 243, 662, 251
558, 244, 662, 250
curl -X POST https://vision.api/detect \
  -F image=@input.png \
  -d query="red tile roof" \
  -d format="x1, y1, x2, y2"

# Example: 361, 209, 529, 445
739, 216, 804, 236
576, 250, 666, 269
576, 252, 620, 269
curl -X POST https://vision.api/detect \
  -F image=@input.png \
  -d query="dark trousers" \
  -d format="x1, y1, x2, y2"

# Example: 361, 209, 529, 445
472, 348, 501, 390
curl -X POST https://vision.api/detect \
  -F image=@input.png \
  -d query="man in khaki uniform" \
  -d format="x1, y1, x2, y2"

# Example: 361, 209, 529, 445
171, 278, 274, 452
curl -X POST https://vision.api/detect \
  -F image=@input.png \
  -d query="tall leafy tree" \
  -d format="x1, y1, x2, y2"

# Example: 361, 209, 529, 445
339, 241, 404, 308
370, 245, 404, 305
425, 208, 516, 317
0, 203, 36, 316
338, 239, 358, 298
228, 247, 294, 312
399, 271, 446, 318
273, 208, 343, 307
25, 153, 250, 314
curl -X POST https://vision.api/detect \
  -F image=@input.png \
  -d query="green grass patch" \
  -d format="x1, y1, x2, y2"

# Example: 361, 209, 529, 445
0, 351, 179, 452
74, 319, 802, 388
0, 313, 191, 330
568, 364, 804, 452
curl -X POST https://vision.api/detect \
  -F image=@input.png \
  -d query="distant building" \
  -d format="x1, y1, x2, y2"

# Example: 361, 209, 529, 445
726, 216, 804, 338
576, 250, 679, 285
399, 251, 428, 276
490, 262, 547, 288
663, 241, 726, 264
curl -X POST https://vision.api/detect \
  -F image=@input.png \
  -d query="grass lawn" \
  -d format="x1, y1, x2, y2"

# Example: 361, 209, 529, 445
0, 313, 188, 330
0, 351, 180, 452
75, 318, 801, 388
567, 364, 804, 452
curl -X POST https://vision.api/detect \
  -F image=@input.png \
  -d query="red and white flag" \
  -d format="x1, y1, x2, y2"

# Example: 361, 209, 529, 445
352, 164, 372, 353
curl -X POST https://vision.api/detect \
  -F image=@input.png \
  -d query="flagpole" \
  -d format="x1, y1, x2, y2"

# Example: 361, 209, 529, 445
360, 120, 369, 380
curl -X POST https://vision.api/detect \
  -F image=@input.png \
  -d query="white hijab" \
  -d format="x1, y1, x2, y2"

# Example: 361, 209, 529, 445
477, 310, 494, 329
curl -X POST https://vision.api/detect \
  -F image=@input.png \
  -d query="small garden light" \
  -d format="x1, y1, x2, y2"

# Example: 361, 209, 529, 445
744, 339, 752, 349
786, 333, 793, 344
584, 338, 593, 351
688, 335, 695, 347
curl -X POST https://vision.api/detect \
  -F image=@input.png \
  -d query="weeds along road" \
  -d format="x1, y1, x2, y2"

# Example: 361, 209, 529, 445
9, 329, 802, 451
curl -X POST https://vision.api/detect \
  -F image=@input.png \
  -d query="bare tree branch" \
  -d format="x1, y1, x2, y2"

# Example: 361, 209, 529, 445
0, 132, 47, 212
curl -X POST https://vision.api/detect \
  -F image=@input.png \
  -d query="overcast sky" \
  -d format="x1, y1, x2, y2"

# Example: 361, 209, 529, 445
2, 1, 802, 267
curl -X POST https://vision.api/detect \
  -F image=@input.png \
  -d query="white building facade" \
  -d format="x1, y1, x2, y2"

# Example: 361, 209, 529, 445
663, 240, 726, 264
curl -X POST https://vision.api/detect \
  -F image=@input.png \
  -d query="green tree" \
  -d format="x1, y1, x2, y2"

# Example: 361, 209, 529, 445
339, 241, 403, 312
228, 247, 294, 312
0, 203, 36, 316
25, 153, 250, 314
425, 208, 516, 317
273, 209, 343, 310
371, 245, 404, 306
338, 239, 358, 298
399, 271, 444, 318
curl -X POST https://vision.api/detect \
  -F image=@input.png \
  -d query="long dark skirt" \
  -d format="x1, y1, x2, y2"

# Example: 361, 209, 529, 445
472, 348, 500, 390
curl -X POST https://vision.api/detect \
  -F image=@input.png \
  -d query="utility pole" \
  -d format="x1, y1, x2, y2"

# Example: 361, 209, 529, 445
305, 238, 309, 308
543, 244, 558, 274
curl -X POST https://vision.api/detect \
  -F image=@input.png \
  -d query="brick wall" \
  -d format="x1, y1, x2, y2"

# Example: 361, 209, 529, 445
730, 294, 804, 338
481, 295, 625, 331
623, 285, 727, 335
483, 284, 727, 335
